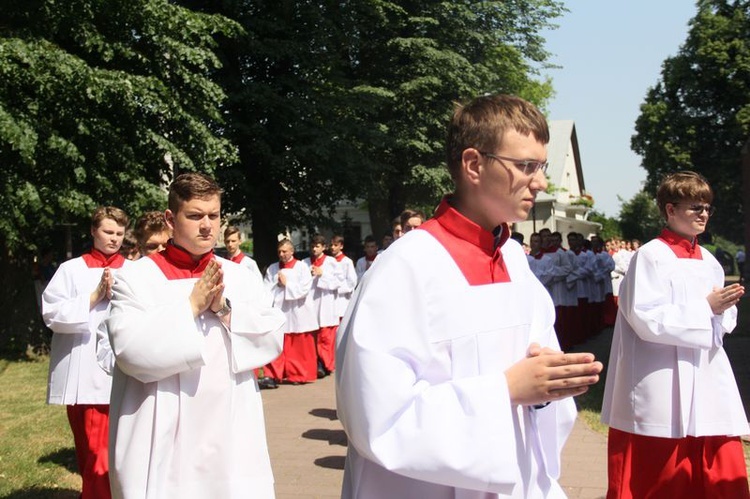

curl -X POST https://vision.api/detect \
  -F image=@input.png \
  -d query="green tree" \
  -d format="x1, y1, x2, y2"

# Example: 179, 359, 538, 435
0, 0, 238, 352
0, 0, 238, 256
337, 0, 565, 244
588, 210, 621, 241
631, 0, 750, 242
618, 191, 663, 243
180, 0, 565, 265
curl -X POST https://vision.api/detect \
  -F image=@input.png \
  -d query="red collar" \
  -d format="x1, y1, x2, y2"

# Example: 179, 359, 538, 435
280, 258, 297, 270
419, 196, 510, 285
82, 248, 126, 269
365, 254, 377, 262
658, 228, 702, 260
230, 252, 245, 264
311, 254, 326, 267
333, 252, 346, 262
149, 242, 214, 279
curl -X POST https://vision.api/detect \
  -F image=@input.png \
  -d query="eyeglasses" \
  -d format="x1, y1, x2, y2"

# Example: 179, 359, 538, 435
674, 203, 716, 216
479, 152, 548, 176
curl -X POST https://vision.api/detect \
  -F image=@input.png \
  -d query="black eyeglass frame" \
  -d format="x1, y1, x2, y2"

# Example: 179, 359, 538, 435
671, 202, 716, 217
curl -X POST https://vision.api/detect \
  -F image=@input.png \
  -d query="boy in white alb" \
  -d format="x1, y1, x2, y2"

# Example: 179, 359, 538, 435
602, 171, 748, 498
43, 206, 130, 499
355, 235, 378, 280
336, 94, 603, 498
303, 234, 344, 377
263, 239, 317, 383
224, 225, 262, 286
330, 235, 357, 321
106, 173, 285, 499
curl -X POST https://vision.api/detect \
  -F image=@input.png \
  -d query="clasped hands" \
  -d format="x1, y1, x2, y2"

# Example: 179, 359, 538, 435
90, 267, 114, 309
189, 259, 227, 318
505, 343, 603, 407
707, 283, 744, 315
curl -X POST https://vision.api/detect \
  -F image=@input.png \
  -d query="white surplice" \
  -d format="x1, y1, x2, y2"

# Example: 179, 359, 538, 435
602, 239, 749, 438
106, 256, 285, 499
43, 257, 129, 404
336, 230, 575, 499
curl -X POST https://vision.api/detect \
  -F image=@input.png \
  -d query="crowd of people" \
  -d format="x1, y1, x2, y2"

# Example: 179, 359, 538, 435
516, 229, 642, 350
37, 93, 748, 499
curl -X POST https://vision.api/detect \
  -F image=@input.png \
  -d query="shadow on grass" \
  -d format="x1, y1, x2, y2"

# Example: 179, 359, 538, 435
0, 487, 79, 499
38, 448, 78, 475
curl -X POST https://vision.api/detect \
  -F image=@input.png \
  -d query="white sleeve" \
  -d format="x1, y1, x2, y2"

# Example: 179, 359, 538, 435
224, 265, 286, 373
106, 266, 206, 383
339, 259, 358, 294
42, 261, 95, 335
619, 250, 714, 349
315, 258, 344, 291
281, 262, 312, 300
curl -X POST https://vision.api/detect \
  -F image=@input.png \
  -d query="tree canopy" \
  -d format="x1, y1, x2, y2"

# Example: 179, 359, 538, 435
0, 0, 238, 256
631, 0, 750, 241
181, 0, 565, 263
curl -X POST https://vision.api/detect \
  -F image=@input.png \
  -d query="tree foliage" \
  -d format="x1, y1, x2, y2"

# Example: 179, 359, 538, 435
180, 0, 565, 264
0, 0, 239, 255
631, 0, 750, 241
618, 191, 663, 243
587, 210, 621, 241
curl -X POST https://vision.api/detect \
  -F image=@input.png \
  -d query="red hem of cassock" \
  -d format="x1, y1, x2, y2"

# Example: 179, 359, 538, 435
607, 428, 750, 499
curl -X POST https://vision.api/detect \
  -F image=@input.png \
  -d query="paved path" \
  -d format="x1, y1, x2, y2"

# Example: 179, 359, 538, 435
262, 365, 609, 499
262, 319, 750, 499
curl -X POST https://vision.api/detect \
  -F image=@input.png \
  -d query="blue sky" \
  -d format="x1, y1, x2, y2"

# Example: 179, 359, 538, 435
542, 1, 697, 217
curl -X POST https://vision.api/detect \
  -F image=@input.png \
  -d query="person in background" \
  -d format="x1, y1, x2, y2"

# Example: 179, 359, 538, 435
355, 235, 379, 280
303, 234, 343, 378
336, 94, 602, 498
602, 171, 748, 498
223, 225, 262, 285
263, 238, 315, 385
43, 205, 130, 499
133, 211, 171, 257
399, 208, 425, 234
120, 230, 140, 261
391, 217, 403, 240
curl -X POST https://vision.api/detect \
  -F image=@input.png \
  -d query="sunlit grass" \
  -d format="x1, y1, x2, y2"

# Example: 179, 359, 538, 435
0, 355, 80, 498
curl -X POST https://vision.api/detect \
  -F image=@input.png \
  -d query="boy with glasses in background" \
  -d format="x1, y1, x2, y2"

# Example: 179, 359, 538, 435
602, 171, 748, 498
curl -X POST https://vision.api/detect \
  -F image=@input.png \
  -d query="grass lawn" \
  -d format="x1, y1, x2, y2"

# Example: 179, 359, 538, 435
0, 355, 80, 498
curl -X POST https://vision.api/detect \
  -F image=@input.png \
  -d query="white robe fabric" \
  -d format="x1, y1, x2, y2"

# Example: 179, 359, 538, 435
43, 256, 129, 405
601, 239, 748, 438
235, 253, 263, 287
303, 255, 344, 328
539, 249, 573, 307
334, 255, 358, 318
355, 256, 376, 281
336, 231, 576, 499
106, 257, 286, 499
264, 260, 315, 333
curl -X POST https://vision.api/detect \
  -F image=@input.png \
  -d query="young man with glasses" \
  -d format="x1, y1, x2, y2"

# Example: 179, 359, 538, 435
602, 171, 748, 498
336, 94, 603, 498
